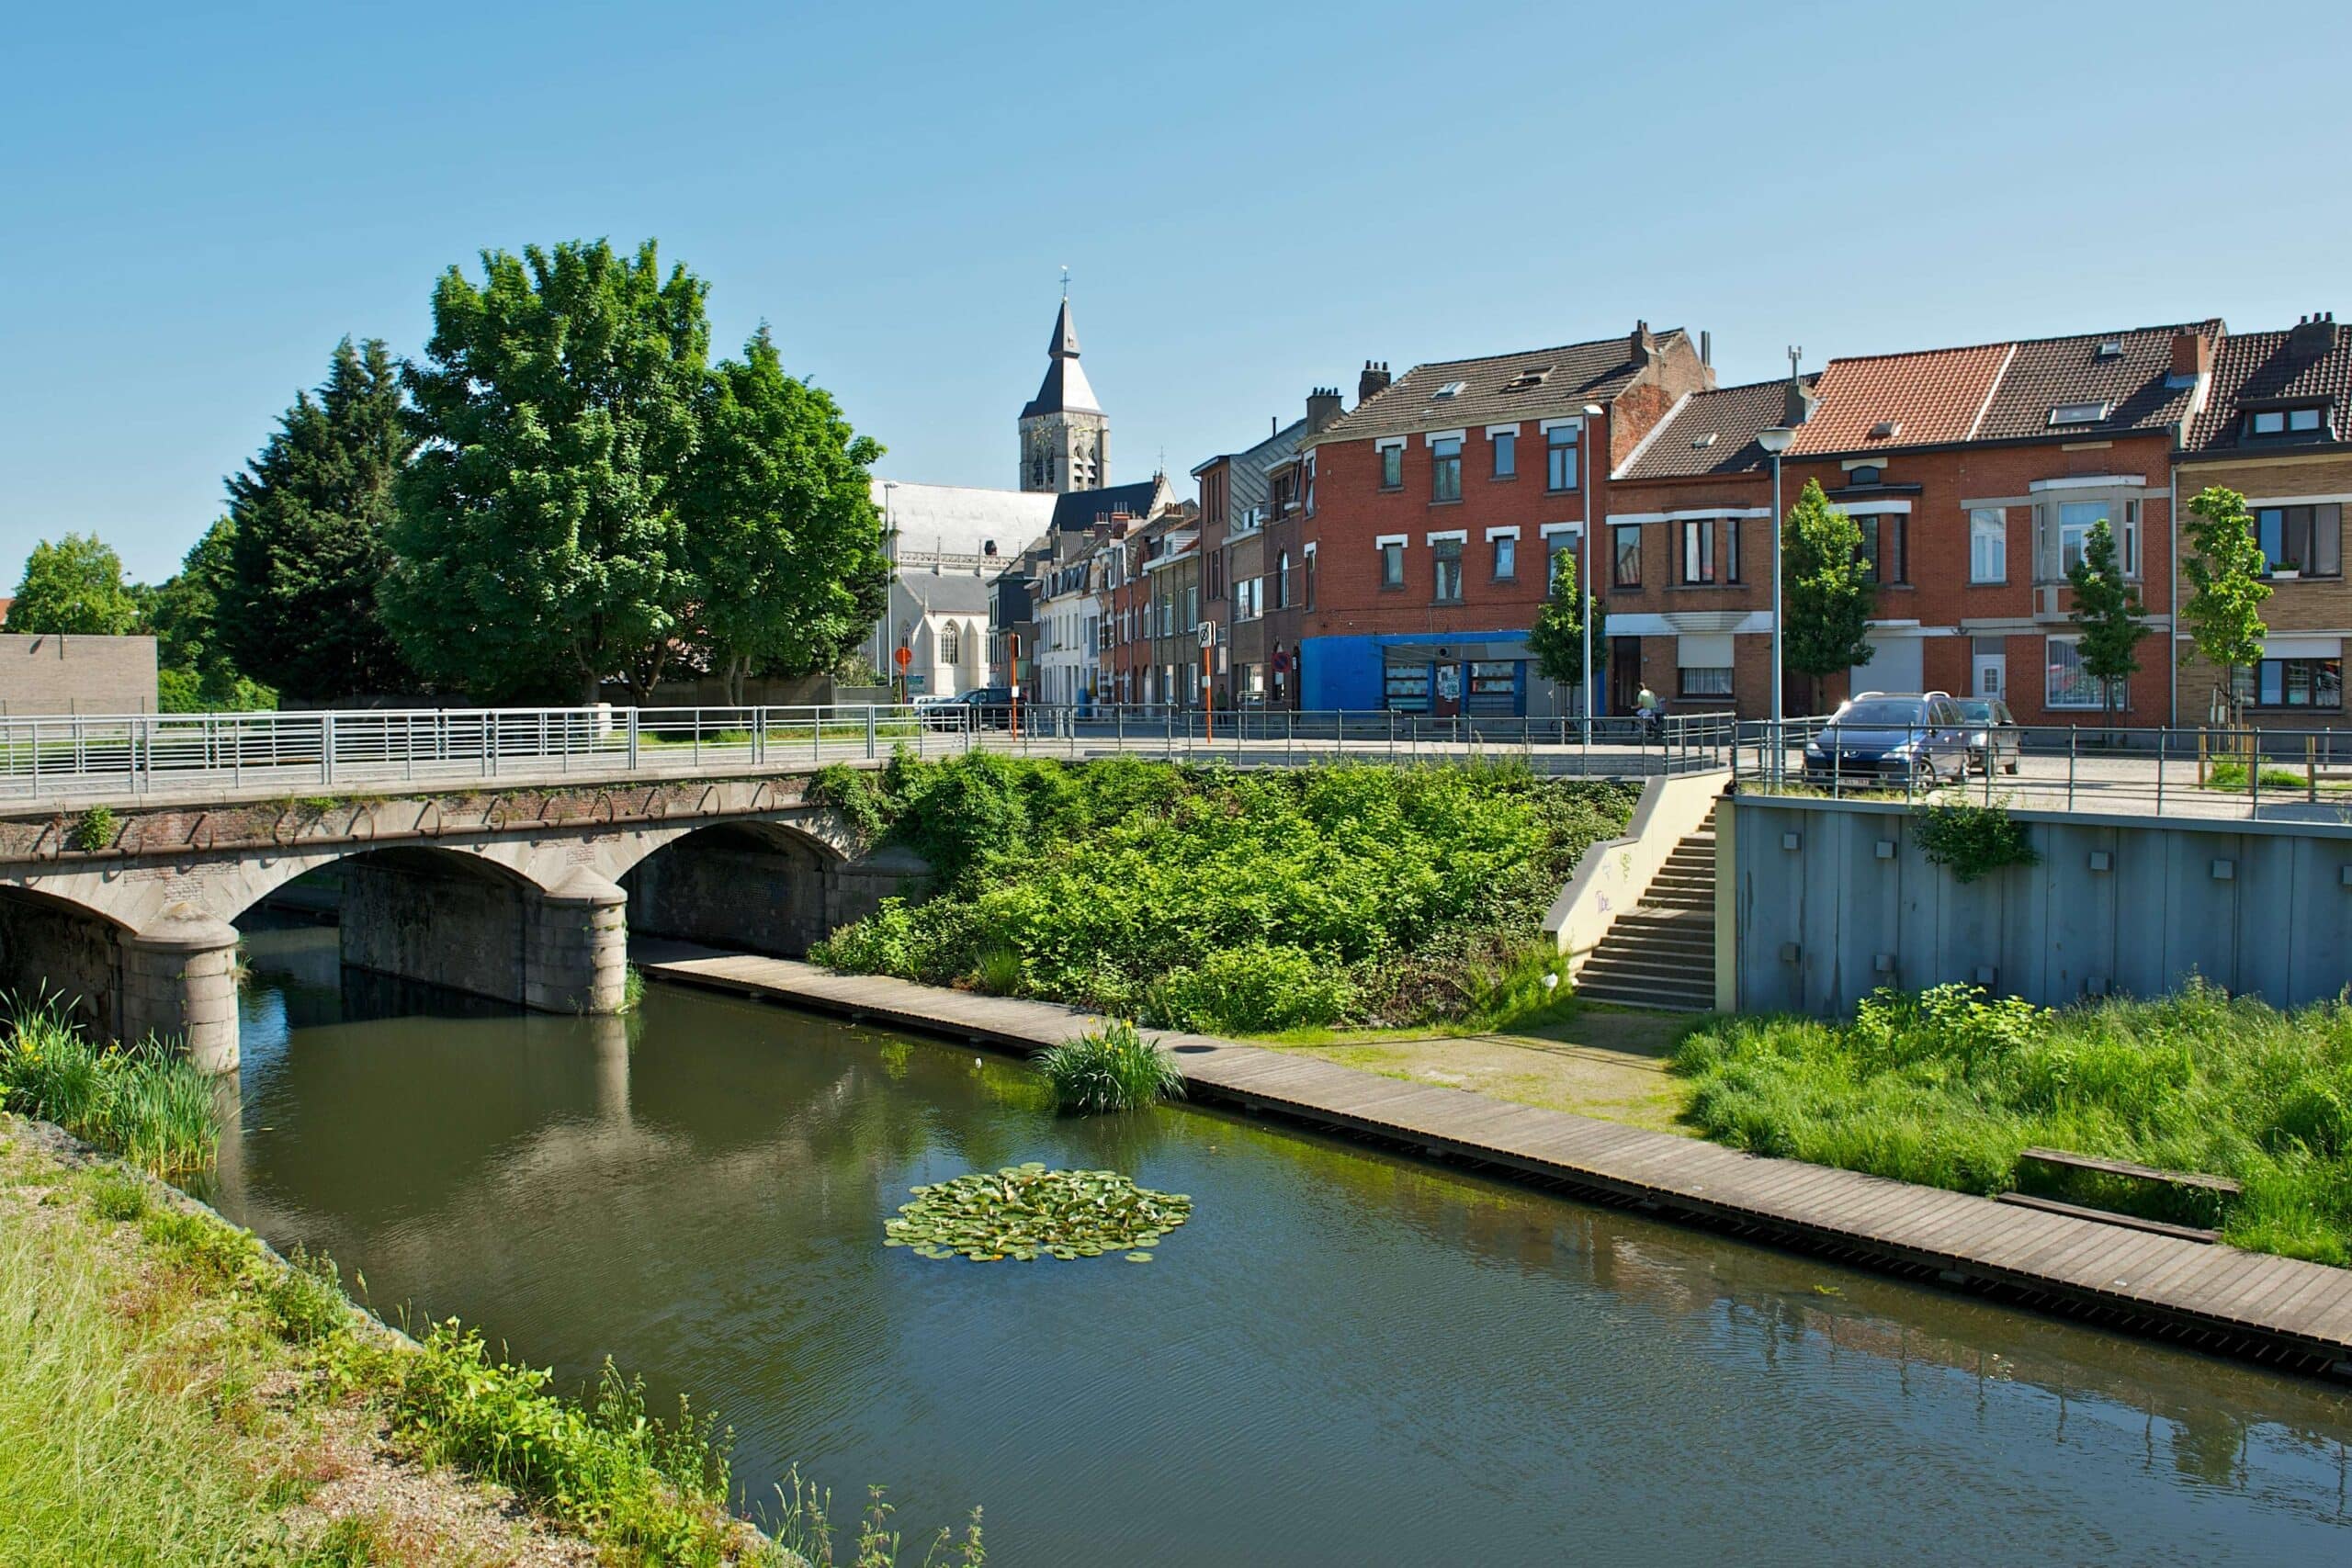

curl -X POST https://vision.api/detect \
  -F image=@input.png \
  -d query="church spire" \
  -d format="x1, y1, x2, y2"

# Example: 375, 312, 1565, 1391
1047, 295, 1080, 359
1019, 288, 1107, 493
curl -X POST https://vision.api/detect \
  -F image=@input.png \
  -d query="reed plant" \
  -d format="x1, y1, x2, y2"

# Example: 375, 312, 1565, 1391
1036, 1021, 1184, 1115
0, 998, 218, 1176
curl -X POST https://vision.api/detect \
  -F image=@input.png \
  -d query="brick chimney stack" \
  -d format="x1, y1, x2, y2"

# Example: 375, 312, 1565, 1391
1357, 361, 1391, 403
2171, 329, 2213, 383
1306, 386, 1344, 433
2289, 312, 2340, 359
1630, 320, 1657, 367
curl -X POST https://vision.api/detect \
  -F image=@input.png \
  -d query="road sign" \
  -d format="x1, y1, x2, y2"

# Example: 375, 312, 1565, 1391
1198, 620, 1216, 649
893, 645, 912, 671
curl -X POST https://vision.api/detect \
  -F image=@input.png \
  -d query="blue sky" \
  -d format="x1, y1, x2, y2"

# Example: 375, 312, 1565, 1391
6, 0, 2349, 582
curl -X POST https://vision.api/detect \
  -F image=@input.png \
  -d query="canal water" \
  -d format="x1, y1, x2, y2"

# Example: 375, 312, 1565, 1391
211, 924, 2352, 1565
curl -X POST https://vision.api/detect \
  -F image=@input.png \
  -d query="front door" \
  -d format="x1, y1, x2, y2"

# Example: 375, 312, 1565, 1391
1973, 651, 2006, 700
1430, 660, 1464, 718
1609, 637, 1643, 716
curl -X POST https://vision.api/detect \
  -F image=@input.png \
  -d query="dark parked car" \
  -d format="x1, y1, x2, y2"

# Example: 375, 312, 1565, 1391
924, 686, 1017, 730
1802, 692, 1973, 786
1954, 697, 2022, 776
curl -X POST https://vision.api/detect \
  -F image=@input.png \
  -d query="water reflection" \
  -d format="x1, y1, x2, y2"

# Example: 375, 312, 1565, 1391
213, 928, 2352, 1565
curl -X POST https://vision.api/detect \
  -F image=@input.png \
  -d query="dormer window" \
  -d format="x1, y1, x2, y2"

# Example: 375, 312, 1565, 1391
2048, 400, 2110, 426
1869, 420, 1900, 440
1499, 367, 1554, 392
1432, 380, 1465, 400
2246, 405, 2328, 439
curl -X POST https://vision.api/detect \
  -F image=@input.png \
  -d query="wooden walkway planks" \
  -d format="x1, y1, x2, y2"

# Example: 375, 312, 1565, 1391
634, 944, 2352, 1371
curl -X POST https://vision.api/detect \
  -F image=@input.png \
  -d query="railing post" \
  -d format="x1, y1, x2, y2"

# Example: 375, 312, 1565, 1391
866, 705, 877, 760
322, 712, 336, 788
2067, 725, 2077, 811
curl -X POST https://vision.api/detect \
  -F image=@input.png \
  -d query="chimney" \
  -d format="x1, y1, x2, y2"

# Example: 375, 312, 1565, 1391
1306, 386, 1344, 432
1358, 360, 1392, 403
1700, 330, 1712, 367
2288, 311, 2340, 360
1630, 320, 1657, 367
2171, 328, 2213, 383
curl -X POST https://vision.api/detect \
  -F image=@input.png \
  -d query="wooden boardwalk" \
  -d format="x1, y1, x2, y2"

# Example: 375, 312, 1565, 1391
635, 943, 2352, 1377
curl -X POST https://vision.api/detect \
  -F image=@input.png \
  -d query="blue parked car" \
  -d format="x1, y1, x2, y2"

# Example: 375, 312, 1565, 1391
1802, 692, 1973, 787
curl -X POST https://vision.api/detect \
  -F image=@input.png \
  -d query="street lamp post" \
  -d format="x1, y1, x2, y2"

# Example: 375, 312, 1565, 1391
1756, 423, 1797, 783
1580, 402, 1605, 728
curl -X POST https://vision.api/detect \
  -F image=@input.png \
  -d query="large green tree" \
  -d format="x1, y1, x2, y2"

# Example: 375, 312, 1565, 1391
144, 519, 276, 712
684, 326, 889, 704
383, 239, 708, 704
222, 338, 417, 701
2179, 485, 2272, 724
9, 534, 141, 635
1780, 479, 1877, 711
1527, 549, 1607, 694
2064, 516, 2150, 731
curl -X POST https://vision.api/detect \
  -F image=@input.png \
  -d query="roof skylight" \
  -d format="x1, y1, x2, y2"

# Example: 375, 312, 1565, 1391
2047, 400, 2110, 426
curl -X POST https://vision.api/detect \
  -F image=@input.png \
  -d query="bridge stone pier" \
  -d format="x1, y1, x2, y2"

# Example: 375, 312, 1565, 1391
0, 774, 921, 1073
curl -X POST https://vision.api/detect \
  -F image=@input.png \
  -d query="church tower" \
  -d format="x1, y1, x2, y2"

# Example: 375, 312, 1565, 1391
1018, 296, 1108, 493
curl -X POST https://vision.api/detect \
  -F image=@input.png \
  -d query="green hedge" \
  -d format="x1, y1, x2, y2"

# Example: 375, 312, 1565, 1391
811, 754, 1636, 1034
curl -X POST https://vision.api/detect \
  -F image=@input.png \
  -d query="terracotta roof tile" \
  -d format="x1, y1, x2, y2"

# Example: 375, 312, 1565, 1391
1786, 344, 2011, 456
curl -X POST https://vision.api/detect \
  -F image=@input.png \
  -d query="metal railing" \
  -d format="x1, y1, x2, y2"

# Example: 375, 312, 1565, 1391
1730, 716, 2352, 825
0, 704, 1740, 805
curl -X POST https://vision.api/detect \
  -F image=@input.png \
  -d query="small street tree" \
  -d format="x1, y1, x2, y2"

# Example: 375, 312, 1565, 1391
1780, 479, 1876, 712
223, 337, 418, 702
9, 534, 141, 636
2064, 516, 2150, 734
384, 239, 709, 704
1527, 549, 1606, 700
2179, 485, 2272, 724
683, 326, 890, 704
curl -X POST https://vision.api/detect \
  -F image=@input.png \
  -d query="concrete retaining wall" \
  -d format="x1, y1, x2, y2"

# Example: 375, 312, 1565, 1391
1543, 770, 1725, 972
1724, 795, 2352, 1013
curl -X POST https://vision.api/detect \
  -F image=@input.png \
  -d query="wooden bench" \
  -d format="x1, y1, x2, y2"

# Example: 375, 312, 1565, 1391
2017, 1147, 2241, 1200
1994, 1191, 2219, 1244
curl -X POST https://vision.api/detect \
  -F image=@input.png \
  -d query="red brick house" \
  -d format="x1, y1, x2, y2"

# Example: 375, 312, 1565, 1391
1778, 321, 2219, 724
1601, 371, 1817, 717
1274, 324, 1715, 716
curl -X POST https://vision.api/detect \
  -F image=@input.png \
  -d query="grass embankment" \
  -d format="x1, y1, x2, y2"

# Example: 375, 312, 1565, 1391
809, 753, 1637, 1035
1675, 982, 2352, 1265
0, 1005, 981, 1566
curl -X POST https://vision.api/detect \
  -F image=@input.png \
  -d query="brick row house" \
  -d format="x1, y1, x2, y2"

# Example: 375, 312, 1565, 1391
1602, 370, 1818, 716
1193, 388, 1347, 709
2175, 314, 2352, 728
1764, 321, 2216, 725
1259, 325, 1717, 716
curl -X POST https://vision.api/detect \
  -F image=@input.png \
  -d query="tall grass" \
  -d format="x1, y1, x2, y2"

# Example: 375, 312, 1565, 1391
0, 1203, 277, 1563
1036, 1021, 1184, 1115
0, 1000, 218, 1176
1675, 981, 2352, 1264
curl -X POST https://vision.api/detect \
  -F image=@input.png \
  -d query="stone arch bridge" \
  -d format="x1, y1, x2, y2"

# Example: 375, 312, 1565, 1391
0, 774, 923, 1073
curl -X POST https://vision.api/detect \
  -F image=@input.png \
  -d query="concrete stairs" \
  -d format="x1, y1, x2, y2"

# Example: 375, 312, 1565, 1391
1574, 815, 1717, 1012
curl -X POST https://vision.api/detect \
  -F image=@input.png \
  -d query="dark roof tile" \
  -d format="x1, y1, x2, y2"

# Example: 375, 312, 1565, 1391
1617, 376, 1820, 480
1308, 330, 1691, 446
2185, 320, 2352, 453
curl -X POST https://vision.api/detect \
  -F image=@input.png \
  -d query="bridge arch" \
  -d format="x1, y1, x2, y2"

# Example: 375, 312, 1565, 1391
611, 815, 922, 959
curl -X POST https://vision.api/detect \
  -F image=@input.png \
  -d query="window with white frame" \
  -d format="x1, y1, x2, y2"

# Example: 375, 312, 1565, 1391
1493, 534, 1517, 581
1970, 508, 2007, 583
1430, 436, 1463, 502
1276, 551, 1293, 607
940, 622, 960, 664
1378, 442, 1404, 489
1379, 539, 1405, 588
1492, 430, 1516, 479
2045, 637, 2111, 709
2039, 495, 2139, 581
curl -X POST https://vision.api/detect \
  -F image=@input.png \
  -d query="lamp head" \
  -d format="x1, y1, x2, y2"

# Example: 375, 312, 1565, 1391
1756, 426, 1796, 455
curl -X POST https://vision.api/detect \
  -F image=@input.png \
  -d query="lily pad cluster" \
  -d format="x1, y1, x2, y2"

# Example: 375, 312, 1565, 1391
885, 1164, 1191, 1263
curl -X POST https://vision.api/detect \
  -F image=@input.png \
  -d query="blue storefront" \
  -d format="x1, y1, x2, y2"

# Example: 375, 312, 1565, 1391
1299, 631, 1534, 716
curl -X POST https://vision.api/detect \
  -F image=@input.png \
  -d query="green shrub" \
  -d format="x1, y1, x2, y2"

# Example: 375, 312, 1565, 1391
1035, 1021, 1184, 1115
1912, 800, 2039, 883
2202, 761, 2308, 792
974, 945, 1025, 998
813, 757, 1636, 1033
66, 805, 117, 853
1674, 980, 2352, 1264
262, 1244, 349, 1345
395, 1320, 736, 1562
1150, 944, 1355, 1033
0, 1001, 219, 1176
85, 1168, 150, 1223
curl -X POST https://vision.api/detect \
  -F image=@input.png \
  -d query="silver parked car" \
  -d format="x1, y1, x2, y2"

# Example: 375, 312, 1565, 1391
1954, 697, 2022, 776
